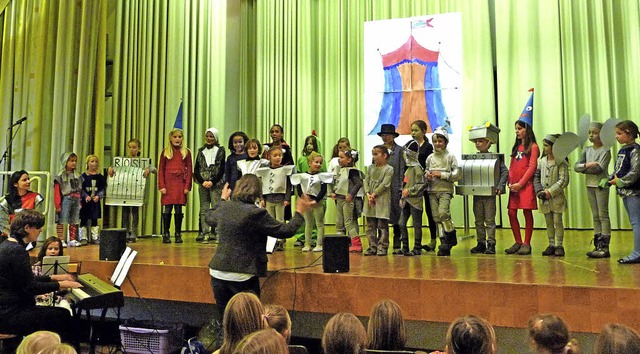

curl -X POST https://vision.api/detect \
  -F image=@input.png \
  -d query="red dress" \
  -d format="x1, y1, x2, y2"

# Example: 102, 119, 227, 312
508, 143, 539, 210
158, 147, 193, 205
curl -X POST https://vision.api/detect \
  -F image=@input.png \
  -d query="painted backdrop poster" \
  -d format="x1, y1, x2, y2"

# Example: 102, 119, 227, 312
363, 13, 462, 163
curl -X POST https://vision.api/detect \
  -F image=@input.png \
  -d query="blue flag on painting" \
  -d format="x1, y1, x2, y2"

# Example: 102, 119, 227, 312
173, 102, 183, 129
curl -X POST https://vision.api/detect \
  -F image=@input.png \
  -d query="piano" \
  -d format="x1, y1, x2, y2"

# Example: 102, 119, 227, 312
68, 273, 124, 310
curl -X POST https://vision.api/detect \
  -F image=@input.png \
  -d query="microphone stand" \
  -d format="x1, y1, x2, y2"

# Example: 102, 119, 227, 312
0, 122, 24, 194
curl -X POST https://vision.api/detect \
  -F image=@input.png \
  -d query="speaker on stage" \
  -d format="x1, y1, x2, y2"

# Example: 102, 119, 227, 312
99, 228, 127, 261
323, 235, 350, 273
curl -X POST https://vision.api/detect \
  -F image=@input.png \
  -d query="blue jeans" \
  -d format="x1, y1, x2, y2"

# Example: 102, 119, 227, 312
623, 195, 640, 258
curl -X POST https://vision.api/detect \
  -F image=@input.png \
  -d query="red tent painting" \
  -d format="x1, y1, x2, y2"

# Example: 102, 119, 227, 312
368, 35, 450, 136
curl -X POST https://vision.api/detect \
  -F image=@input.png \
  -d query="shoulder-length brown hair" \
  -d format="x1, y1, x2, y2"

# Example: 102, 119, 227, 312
233, 175, 262, 204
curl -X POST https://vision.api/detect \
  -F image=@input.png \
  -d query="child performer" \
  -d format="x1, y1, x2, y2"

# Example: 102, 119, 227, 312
575, 122, 612, 258
263, 124, 294, 166
291, 152, 333, 252
396, 140, 426, 256
54, 152, 82, 247
468, 125, 508, 255
608, 120, 640, 264
330, 149, 363, 252
425, 128, 461, 256
410, 120, 438, 252
224, 131, 249, 191
328, 137, 352, 175
0, 170, 44, 239
256, 146, 295, 251
294, 133, 326, 247
534, 134, 570, 257
505, 117, 539, 255
237, 139, 269, 176
80, 155, 106, 245
363, 145, 393, 256
107, 138, 158, 242
158, 128, 193, 244
194, 127, 226, 243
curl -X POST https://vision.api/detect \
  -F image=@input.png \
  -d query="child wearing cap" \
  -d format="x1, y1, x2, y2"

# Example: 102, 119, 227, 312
194, 127, 226, 243
534, 134, 570, 257
468, 124, 508, 255
425, 127, 460, 256
574, 121, 611, 258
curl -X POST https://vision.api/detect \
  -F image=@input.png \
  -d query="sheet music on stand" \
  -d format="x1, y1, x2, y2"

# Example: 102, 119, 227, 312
266, 236, 277, 254
42, 256, 71, 275
111, 247, 137, 287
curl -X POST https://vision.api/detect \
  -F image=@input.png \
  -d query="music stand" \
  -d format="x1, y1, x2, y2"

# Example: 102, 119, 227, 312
266, 236, 278, 254
110, 247, 137, 288
42, 256, 70, 275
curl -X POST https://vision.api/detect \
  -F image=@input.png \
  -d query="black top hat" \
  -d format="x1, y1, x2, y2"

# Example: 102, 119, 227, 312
377, 124, 399, 137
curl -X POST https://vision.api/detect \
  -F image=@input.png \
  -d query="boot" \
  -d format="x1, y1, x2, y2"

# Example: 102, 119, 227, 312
447, 229, 458, 247
470, 241, 486, 254
589, 235, 610, 258
437, 237, 451, 256
78, 227, 88, 245
349, 236, 362, 253
485, 243, 496, 255
422, 239, 437, 252
90, 226, 100, 244
586, 234, 601, 257
162, 213, 172, 244
174, 213, 184, 243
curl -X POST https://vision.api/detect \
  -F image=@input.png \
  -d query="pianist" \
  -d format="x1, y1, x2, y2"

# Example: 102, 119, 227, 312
0, 210, 81, 341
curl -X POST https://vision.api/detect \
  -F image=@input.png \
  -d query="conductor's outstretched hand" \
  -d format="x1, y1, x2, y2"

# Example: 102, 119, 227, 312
295, 194, 316, 214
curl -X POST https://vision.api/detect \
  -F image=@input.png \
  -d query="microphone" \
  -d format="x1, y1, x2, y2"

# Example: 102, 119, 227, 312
7, 117, 27, 130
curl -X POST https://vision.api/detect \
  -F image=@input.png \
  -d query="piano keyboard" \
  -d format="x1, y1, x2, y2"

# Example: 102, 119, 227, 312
68, 273, 124, 310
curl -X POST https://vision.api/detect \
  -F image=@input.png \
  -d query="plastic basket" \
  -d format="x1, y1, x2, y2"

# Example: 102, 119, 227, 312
119, 324, 181, 354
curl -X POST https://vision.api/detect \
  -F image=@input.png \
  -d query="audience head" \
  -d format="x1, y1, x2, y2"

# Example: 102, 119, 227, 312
16, 330, 61, 354
37, 343, 77, 354
527, 314, 577, 354
366, 299, 406, 350
38, 236, 64, 262
232, 174, 263, 204
233, 328, 289, 354
264, 304, 292, 343
322, 312, 366, 354
220, 292, 268, 354
595, 323, 640, 354
445, 315, 496, 354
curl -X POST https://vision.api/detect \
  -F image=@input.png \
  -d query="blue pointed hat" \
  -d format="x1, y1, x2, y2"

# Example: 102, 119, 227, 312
517, 88, 534, 127
173, 101, 183, 129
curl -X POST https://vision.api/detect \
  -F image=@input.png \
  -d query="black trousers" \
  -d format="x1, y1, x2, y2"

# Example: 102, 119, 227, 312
0, 306, 77, 342
210, 276, 261, 320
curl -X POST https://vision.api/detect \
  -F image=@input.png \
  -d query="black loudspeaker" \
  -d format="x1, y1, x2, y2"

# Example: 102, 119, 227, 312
323, 235, 350, 273
99, 228, 127, 261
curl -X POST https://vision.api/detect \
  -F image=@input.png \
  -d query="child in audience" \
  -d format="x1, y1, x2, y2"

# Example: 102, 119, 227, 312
397, 140, 426, 256
527, 314, 579, 354
107, 138, 157, 242
468, 125, 508, 255
194, 127, 226, 243
37, 343, 78, 354
534, 134, 570, 257
575, 122, 612, 258
433, 315, 496, 354
256, 146, 295, 250
292, 152, 332, 252
366, 299, 407, 351
234, 328, 288, 354
80, 155, 106, 245
425, 128, 460, 256
217, 292, 268, 354
16, 330, 61, 354
506, 120, 539, 255
594, 323, 640, 353
237, 139, 268, 176
364, 145, 393, 256
33, 236, 64, 276
54, 152, 82, 247
330, 149, 363, 252
158, 128, 193, 244
322, 312, 366, 354
264, 304, 292, 343
609, 120, 640, 264
224, 131, 249, 191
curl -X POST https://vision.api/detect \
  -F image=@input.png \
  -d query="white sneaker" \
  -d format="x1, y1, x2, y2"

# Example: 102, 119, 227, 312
302, 246, 311, 252
312, 246, 323, 252
61, 241, 68, 248
68, 240, 81, 247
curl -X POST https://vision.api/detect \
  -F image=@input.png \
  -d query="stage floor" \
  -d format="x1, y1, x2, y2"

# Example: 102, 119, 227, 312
51, 227, 640, 335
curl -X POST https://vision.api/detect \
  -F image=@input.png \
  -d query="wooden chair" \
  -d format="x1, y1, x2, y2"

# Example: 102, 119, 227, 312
288, 344, 309, 354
